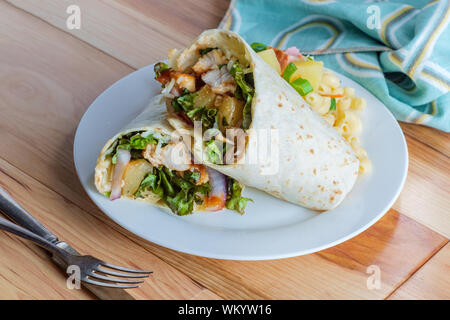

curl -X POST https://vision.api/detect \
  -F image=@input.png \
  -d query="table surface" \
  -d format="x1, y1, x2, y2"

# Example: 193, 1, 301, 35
0, 0, 448, 300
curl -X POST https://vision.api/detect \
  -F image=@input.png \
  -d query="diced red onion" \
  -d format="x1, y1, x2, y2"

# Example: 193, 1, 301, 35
204, 167, 226, 211
285, 47, 300, 56
287, 55, 299, 64
109, 149, 131, 201
170, 86, 181, 97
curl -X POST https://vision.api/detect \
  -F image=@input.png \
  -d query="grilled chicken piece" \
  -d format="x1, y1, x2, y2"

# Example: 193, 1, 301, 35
173, 73, 196, 92
192, 50, 227, 74
201, 68, 237, 94
143, 142, 192, 172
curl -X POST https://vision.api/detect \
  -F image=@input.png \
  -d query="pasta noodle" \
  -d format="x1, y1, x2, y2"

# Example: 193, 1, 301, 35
321, 73, 340, 89
318, 83, 332, 95
337, 97, 352, 111
310, 69, 370, 174
323, 113, 336, 126
331, 87, 344, 96
343, 87, 355, 97
351, 97, 366, 110
305, 92, 322, 106
347, 135, 360, 149
317, 96, 331, 115
359, 157, 372, 174
343, 111, 362, 136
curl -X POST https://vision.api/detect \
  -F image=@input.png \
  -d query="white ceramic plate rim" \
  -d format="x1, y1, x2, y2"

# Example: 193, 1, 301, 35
74, 64, 408, 260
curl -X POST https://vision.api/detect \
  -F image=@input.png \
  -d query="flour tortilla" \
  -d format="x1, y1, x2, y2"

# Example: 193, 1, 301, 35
167, 29, 359, 210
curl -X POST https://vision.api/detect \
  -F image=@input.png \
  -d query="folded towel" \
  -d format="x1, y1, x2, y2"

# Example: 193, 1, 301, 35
220, 0, 450, 132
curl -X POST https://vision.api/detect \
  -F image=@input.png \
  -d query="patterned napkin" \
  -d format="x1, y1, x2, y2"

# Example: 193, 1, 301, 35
219, 0, 450, 132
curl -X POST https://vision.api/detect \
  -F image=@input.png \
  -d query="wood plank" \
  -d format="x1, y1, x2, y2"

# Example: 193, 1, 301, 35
131, 210, 447, 299
6, 0, 230, 69
388, 243, 450, 300
0, 0, 133, 217
392, 135, 450, 238
190, 289, 223, 300
400, 122, 450, 158
0, 157, 208, 300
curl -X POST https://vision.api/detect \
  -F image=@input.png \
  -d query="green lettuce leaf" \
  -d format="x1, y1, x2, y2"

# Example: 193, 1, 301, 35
204, 140, 223, 164
230, 62, 254, 130
154, 62, 170, 78
165, 190, 193, 216
199, 47, 217, 56
135, 167, 210, 216
172, 89, 196, 112
226, 178, 252, 215
110, 133, 158, 164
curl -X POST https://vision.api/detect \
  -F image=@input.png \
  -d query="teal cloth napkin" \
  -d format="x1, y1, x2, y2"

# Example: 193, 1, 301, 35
219, 0, 450, 132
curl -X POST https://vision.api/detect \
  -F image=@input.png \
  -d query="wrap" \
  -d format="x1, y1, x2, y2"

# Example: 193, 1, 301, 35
95, 96, 249, 215
95, 97, 175, 206
167, 29, 359, 211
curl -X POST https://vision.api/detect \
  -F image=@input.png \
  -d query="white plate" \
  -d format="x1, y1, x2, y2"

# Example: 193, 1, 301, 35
74, 64, 408, 260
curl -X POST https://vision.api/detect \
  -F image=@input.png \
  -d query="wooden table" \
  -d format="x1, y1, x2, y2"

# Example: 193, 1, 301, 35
0, 0, 448, 300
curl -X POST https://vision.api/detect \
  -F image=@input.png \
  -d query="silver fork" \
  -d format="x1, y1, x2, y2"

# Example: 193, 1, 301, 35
0, 187, 152, 289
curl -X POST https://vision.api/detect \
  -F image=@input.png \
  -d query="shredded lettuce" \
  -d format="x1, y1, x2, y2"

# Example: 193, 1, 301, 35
199, 47, 217, 56
230, 62, 253, 96
154, 62, 170, 78
172, 89, 197, 112
129, 133, 158, 149
225, 178, 252, 215
135, 170, 164, 199
135, 167, 211, 216
110, 132, 160, 164
165, 190, 194, 216
241, 94, 253, 130
184, 170, 201, 184
204, 139, 223, 165
230, 62, 254, 130
192, 108, 219, 131
174, 90, 219, 131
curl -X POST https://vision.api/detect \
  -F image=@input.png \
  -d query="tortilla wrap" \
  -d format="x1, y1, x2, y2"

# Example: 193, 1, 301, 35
95, 94, 249, 215
94, 96, 173, 207
167, 29, 359, 211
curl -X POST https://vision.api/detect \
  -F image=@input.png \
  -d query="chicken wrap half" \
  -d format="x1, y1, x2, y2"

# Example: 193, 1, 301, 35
155, 29, 359, 211
94, 96, 251, 215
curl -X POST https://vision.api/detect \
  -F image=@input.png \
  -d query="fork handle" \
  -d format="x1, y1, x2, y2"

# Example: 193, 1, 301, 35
0, 187, 59, 243
0, 216, 68, 257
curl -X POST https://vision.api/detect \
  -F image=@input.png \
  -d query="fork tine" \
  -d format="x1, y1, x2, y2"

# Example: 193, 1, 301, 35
88, 272, 144, 284
95, 266, 150, 278
100, 262, 152, 274
83, 278, 140, 289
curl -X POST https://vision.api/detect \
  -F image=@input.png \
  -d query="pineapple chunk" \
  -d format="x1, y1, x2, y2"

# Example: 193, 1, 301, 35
257, 49, 281, 74
194, 85, 216, 109
122, 159, 153, 197
292, 60, 324, 91
219, 96, 244, 128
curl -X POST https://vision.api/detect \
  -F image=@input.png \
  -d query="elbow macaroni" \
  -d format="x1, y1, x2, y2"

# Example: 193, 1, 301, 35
321, 73, 341, 89
313, 69, 371, 174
